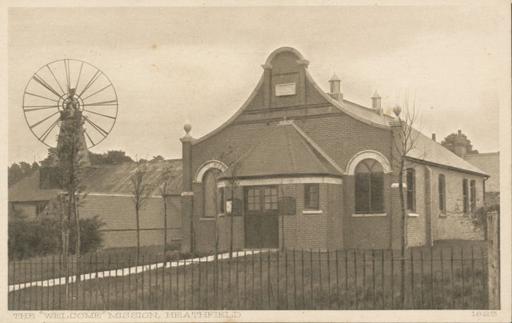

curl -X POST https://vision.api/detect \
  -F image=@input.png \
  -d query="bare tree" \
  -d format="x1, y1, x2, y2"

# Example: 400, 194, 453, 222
159, 167, 177, 257
391, 101, 420, 307
130, 160, 153, 265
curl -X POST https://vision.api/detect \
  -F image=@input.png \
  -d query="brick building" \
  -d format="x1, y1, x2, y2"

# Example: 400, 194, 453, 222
179, 47, 488, 253
9, 160, 183, 249
465, 151, 500, 206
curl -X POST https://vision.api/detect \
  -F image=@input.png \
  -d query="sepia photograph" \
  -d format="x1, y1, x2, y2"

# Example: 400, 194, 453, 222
2, 1, 511, 322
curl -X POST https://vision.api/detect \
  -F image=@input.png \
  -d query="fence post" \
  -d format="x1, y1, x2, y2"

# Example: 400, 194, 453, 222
276, 250, 280, 309
317, 249, 321, 309
353, 249, 357, 310
450, 247, 454, 308
430, 248, 434, 309
390, 249, 394, 309
301, 249, 305, 309
487, 210, 500, 309
372, 249, 375, 309
285, 250, 289, 310
310, 249, 313, 309
362, 250, 366, 310
292, 249, 297, 309
410, 249, 414, 309
420, 249, 424, 308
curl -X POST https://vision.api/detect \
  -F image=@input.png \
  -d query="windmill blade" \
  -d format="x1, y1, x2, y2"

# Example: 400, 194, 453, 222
32, 73, 62, 98
64, 59, 71, 92
84, 109, 116, 119
75, 61, 84, 90
83, 115, 109, 137
78, 70, 102, 98
84, 129, 96, 147
29, 111, 60, 129
25, 91, 59, 103
39, 118, 60, 143
24, 105, 59, 112
82, 99, 118, 107
82, 83, 112, 101
46, 65, 65, 96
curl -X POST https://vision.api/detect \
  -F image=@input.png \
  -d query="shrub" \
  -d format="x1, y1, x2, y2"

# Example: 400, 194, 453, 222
8, 216, 105, 260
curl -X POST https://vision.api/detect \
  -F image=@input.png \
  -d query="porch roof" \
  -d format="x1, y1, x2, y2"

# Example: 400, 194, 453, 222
218, 121, 342, 180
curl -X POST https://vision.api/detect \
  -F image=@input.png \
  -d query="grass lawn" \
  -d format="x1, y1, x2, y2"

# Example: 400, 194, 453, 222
9, 247, 488, 310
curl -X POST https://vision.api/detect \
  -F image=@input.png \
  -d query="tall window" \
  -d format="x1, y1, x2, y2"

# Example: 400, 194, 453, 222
438, 174, 446, 212
406, 168, 416, 211
462, 178, 469, 213
355, 159, 384, 214
304, 184, 320, 210
203, 169, 220, 218
219, 187, 225, 214
247, 188, 261, 212
470, 180, 476, 212
264, 187, 278, 211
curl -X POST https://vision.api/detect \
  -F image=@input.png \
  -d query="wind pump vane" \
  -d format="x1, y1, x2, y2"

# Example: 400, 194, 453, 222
22, 59, 118, 161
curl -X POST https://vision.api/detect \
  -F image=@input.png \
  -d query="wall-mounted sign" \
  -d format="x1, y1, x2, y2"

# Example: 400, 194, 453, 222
226, 200, 233, 214
275, 83, 296, 96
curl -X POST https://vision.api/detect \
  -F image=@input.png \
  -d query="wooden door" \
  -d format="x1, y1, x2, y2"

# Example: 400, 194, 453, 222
244, 186, 279, 249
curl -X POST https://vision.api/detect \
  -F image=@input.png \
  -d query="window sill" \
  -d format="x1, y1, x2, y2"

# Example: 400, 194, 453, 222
408, 213, 419, 217
352, 213, 387, 217
438, 212, 447, 218
199, 217, 216, 221
302, 210, 323, 215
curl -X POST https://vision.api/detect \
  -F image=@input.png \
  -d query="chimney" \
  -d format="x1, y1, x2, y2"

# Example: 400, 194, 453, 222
431, 133, 436, 141
453, 129, 468, 158
328, 74, 342, 101
371, 91, 382, 115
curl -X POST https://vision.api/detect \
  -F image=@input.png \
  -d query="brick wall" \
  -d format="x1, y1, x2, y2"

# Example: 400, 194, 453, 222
428, 166, 485, 241
465, 152, 499, 192
405, 163, 427, 247
79, 194, 182, 249
343, 174, 393, 249
401, 161, 486, 246
294, 115, 392, 172
193, 182, 342, 252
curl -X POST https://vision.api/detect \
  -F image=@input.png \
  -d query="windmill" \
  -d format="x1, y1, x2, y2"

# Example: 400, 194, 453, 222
22, 59, 118, 157
21, 59, 118, 267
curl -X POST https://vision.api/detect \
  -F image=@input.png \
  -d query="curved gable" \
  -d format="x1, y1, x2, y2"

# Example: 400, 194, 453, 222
194, 47, 389, 146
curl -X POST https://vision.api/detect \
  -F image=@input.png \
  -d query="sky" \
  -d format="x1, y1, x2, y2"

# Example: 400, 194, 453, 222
7, 4, 507, 164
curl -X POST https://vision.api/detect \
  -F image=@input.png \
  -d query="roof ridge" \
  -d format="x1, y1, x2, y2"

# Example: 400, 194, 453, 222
289, 121, 344, 174
284, 127, 298, 172
408, 128, 488, 176
283, 123, 330, 174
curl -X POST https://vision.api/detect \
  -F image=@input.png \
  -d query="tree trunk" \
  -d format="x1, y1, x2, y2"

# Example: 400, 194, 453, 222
214, 214, 219, 307
229, 183, 234, 258
136, 206, 140, 266
74, 194, 81, 258
398, 158, 407, 308
163, 195, 168, 257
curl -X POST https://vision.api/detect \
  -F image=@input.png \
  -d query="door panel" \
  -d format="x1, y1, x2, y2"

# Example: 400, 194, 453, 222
244, 186, 279, 249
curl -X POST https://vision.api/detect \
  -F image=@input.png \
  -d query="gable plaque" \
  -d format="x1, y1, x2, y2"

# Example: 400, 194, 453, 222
275, 82, 296, 96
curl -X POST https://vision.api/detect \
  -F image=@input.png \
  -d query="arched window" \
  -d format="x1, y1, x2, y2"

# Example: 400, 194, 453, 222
203, 169, 221, 218
355, 159, 384, 214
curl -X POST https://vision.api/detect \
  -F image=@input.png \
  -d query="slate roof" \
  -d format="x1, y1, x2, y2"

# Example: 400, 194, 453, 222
9, 159, 183, 202
406, 129, 488, 176
8, 172, 61, 202
219, 121, 342, 180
